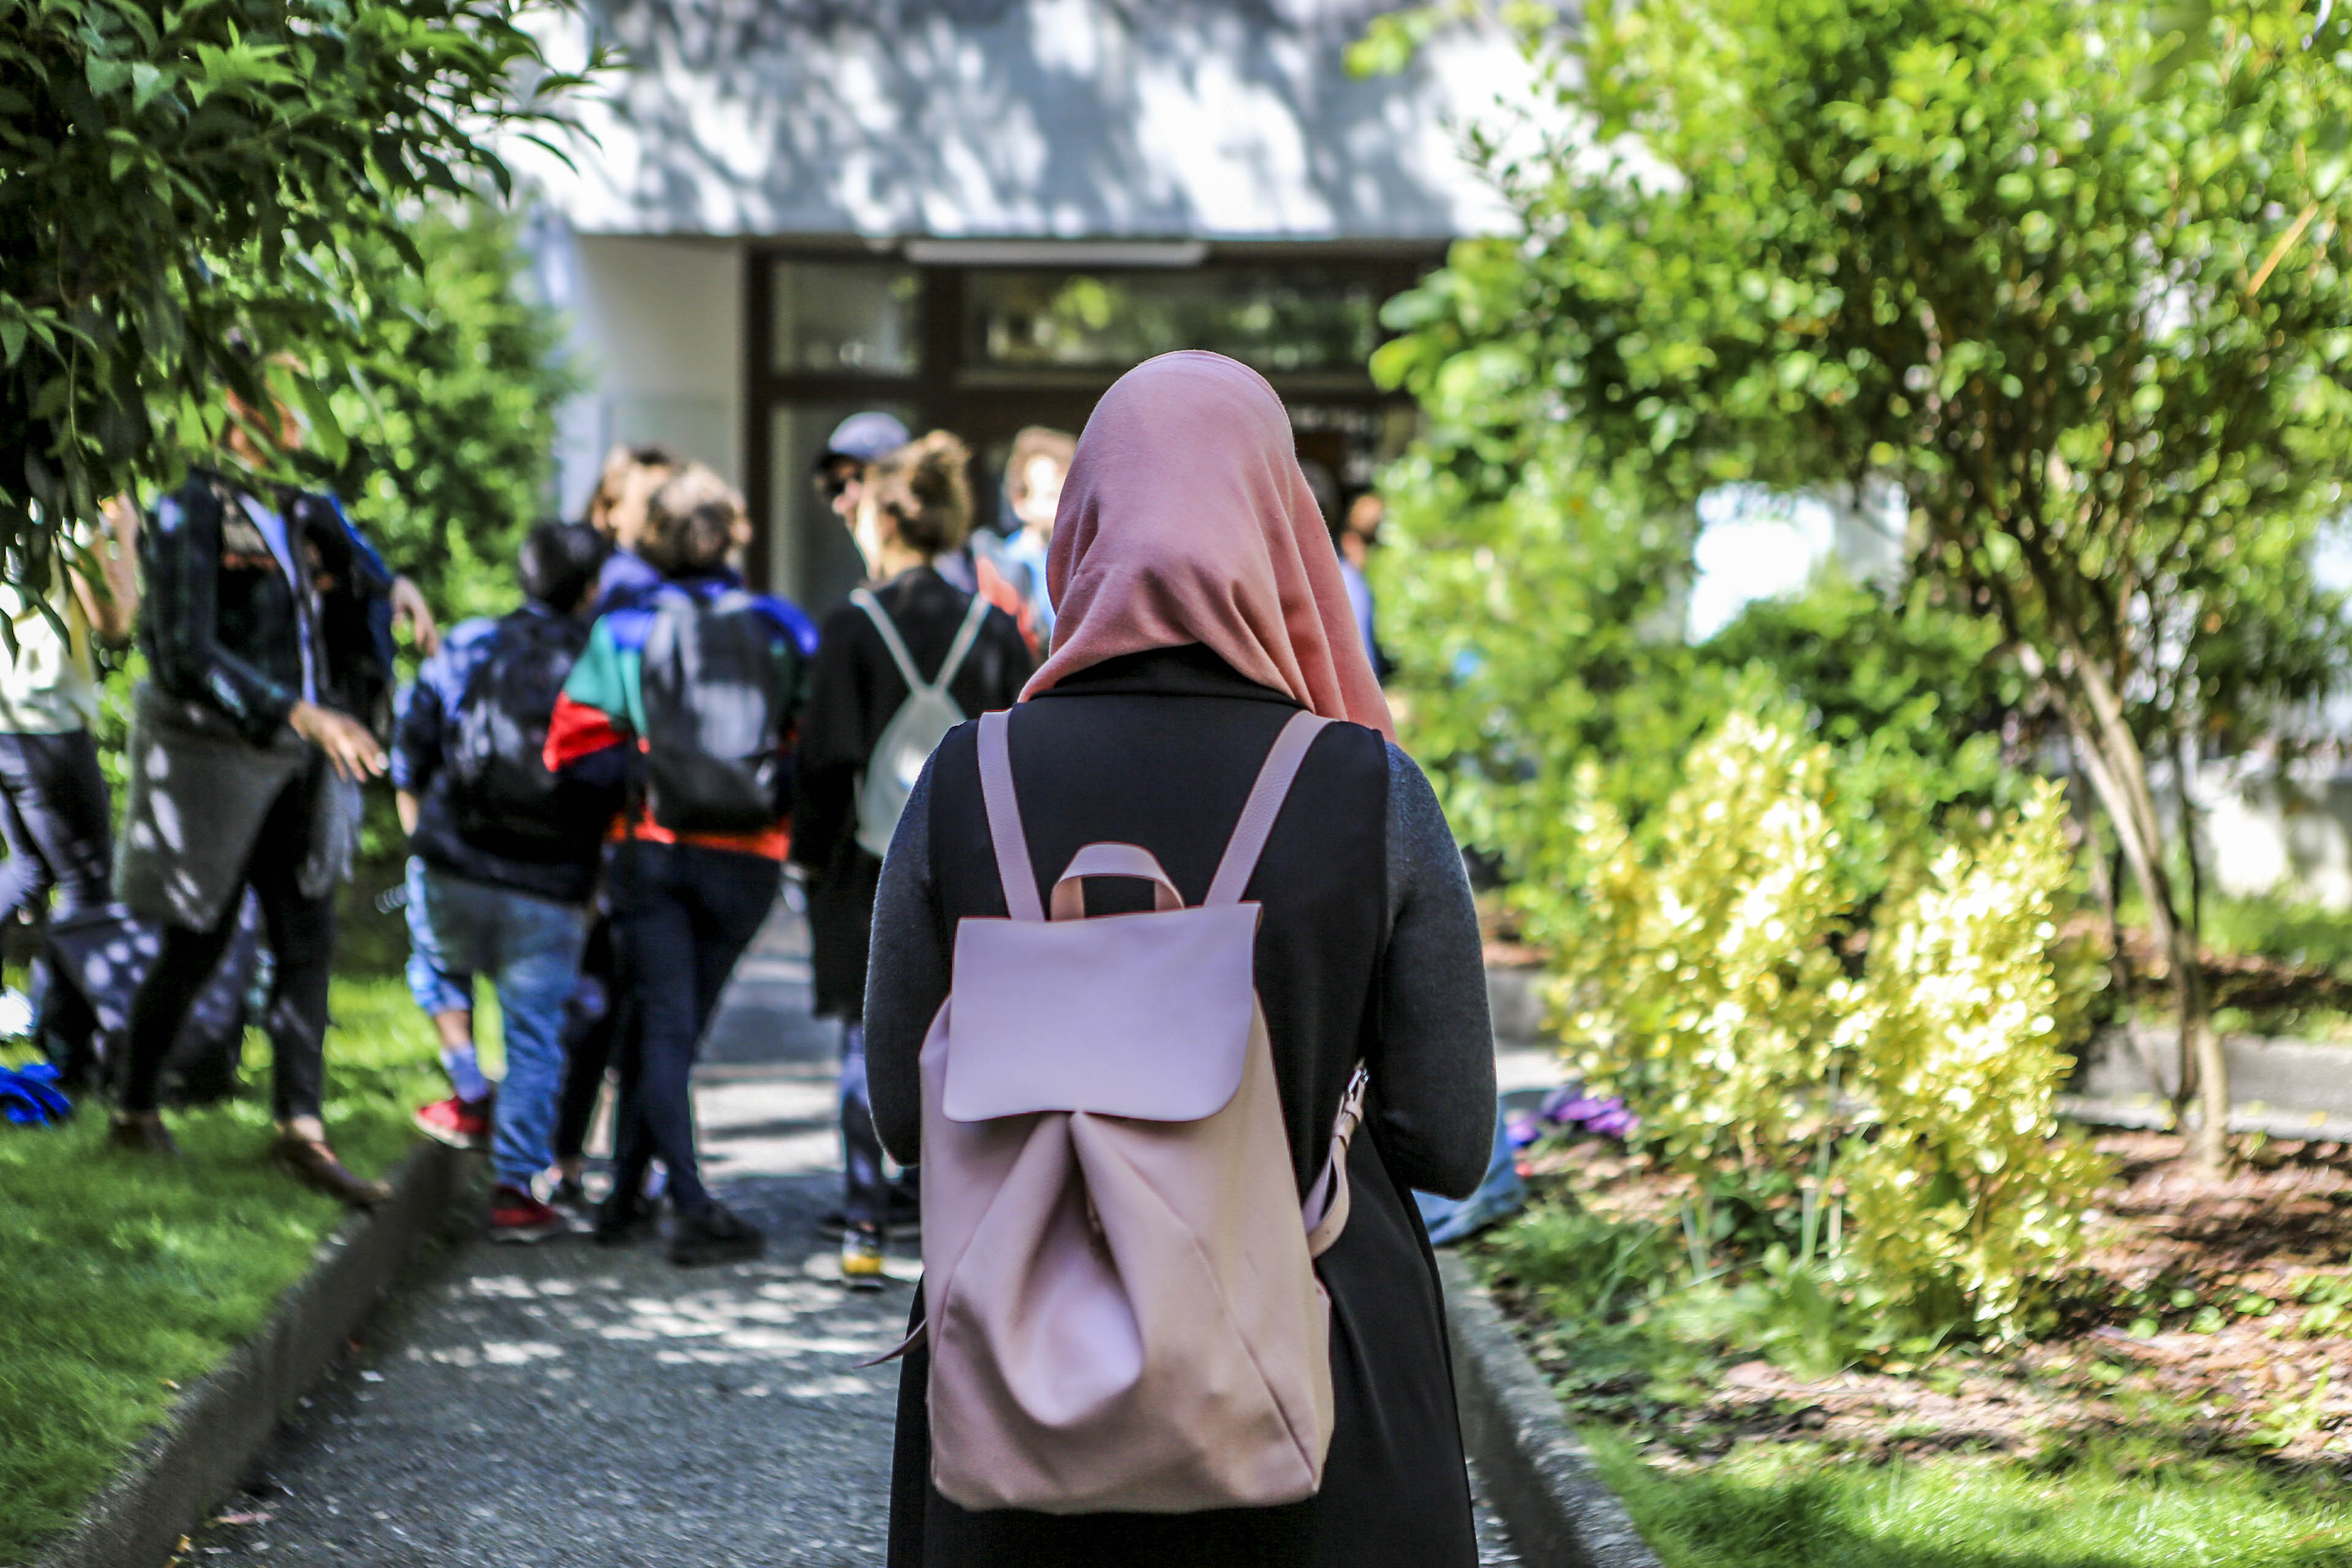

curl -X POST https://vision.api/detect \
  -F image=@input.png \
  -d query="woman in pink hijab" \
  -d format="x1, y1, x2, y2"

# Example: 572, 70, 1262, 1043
862, 352, 1494, 1566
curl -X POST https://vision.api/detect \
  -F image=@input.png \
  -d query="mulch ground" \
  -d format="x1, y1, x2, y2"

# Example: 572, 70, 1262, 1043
1513, 1132, 2352, 1472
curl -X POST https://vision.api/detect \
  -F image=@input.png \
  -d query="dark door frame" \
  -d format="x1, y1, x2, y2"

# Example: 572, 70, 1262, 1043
742, 241, 1442, 598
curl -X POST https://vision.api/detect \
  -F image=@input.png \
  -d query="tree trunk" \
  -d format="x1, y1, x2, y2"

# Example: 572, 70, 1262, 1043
2071, 764, 2133, 999
2041, 658, 2230, 1169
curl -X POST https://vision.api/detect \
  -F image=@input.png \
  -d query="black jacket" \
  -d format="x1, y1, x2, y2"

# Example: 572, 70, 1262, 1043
790, 566, 1034, 1018
142, 472, 396, 748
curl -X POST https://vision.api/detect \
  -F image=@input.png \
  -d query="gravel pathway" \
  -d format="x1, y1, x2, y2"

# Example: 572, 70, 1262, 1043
186, 909, 1523, 1564
189, 1072, 908, 1566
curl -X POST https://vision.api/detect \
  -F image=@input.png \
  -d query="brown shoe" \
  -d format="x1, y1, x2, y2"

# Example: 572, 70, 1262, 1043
274, 1136, 392, 1207
107, 1110, 181, 1157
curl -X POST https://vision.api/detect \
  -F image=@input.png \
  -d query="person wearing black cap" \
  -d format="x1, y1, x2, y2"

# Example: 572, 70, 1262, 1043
813, 412, 912, 535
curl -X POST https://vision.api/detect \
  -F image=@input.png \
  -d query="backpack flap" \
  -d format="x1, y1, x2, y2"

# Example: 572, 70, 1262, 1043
944, 902, 1261, 1123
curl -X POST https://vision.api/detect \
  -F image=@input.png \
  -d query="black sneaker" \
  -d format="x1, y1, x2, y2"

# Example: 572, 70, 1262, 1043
593, 1188, 659, 1247
669, 1200, 766, 1268
548, 1174, 592, 1214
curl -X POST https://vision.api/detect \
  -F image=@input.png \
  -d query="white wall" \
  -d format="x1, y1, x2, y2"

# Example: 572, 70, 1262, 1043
537, 229, 744, 519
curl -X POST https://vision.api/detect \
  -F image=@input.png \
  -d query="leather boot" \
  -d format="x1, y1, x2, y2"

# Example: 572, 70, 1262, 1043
274, 1134, 392, 1207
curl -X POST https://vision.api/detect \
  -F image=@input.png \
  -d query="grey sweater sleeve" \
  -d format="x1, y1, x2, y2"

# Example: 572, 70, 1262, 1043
861, 740, 1501, 1192
863, 755, 944, 1165
1374, 743, 1497, 1200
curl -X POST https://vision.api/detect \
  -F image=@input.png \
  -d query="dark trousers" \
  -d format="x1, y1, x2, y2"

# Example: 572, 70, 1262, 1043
608, 841, 778, 1213
553, 914, 628, 1164
0, 731, 115, 1077
839, 1019, 891, 1227
0, 729, 113, 920
119, 774, 336, 1122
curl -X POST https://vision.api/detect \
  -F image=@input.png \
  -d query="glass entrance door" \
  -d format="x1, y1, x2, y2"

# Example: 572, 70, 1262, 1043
747, 247, 1435, 614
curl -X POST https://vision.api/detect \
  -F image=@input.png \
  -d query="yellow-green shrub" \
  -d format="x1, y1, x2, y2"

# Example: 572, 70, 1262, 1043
1839, 782, 2111, 1335
1547, 715, 2108, 1338
1552, 714, 1852, 1176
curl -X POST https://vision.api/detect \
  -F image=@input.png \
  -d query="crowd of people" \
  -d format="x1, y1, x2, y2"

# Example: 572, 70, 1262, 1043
9, 349, 1491, 1562
5, 361, 1395, 1287
4, 375, 1144, 1277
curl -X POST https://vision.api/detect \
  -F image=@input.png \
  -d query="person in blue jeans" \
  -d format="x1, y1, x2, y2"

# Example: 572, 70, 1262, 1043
394, 522, 624, 1241
548, 465, 815, 1268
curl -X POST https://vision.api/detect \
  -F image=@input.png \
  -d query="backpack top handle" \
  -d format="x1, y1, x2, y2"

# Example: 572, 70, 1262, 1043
1049, 842, 1185, 920
976, 707, 1333, 924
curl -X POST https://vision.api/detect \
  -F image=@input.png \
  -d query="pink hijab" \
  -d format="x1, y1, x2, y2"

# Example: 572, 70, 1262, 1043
1023, 352, 1395, 739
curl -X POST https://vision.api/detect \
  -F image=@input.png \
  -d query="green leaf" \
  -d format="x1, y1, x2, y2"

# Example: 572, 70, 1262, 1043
85, 55, 132, 97
2313, 123, 2352, 202
130, 62, 170, 111
287, 371, 347, 467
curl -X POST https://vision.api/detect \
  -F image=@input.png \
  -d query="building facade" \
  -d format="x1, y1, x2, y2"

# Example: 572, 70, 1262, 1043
515, 0, 1531, 609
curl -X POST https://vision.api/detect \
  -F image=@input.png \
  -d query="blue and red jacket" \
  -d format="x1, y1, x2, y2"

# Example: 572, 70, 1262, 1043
544, 570, 818, 859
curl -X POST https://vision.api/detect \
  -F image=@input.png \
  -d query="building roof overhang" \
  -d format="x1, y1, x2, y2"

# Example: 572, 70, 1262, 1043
511, 0, 1534, 242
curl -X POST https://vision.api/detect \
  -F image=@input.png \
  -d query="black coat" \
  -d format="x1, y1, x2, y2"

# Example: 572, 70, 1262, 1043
791, 565, 1035, 1020
143, 473, 396, 746
865, 646, 1495, 1568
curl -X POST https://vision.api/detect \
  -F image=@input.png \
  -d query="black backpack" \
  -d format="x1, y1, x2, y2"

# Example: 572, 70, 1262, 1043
447, 610, 595, 846
639, 589, 786, 834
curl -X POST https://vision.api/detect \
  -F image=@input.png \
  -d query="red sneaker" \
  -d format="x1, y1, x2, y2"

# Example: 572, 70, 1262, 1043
489, 1185, 570, 1244
414, 1094, 492, 1150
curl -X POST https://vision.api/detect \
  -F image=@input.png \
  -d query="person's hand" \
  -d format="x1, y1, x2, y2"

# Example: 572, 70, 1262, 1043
390, 575, 440, 655
290, 700, 386, 782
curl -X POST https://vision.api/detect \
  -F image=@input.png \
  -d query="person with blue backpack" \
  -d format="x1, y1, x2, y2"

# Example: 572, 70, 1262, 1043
546, 464, 818, 1267
394, 521, 625, 1242
791, 431, 1033, 1287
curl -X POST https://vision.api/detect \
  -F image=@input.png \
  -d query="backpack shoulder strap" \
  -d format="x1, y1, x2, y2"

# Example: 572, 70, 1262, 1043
850, 587, 926, 693
930, 587, 993, 698
1204, 710, 1333, 908
976, 709, 1045, 922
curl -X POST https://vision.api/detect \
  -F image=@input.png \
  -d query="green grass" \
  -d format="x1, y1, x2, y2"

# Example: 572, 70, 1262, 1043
2200, 893, 2352, 978
0, 976, 445, 1564
1589, 1427, 2352, 1568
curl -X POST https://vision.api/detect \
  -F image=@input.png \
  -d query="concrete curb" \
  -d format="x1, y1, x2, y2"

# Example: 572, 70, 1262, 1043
1439, 1251, 1662, 1568
24, 1139, 466, 1568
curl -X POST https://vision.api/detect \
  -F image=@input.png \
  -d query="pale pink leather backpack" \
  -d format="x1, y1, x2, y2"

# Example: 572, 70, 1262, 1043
908, 706, 1369, 1515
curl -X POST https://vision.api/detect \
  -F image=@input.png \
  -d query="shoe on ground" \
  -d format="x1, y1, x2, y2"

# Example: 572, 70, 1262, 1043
818, 1188, 921, 1240
275, 1135, 392, 1207
489, 1184, 571, 1244
413, 1094, 492, 1151
593, 1188, 660, 1247
840, 1222, 886, 1291
548, 1174, 592, 1213
107, 1110, 180, 1158
669, 1200, 766, 1268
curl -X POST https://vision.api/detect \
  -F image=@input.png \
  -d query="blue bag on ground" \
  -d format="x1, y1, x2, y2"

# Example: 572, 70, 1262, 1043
0, 1060, 71, 1126
1414, 1102, 1525, 1245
